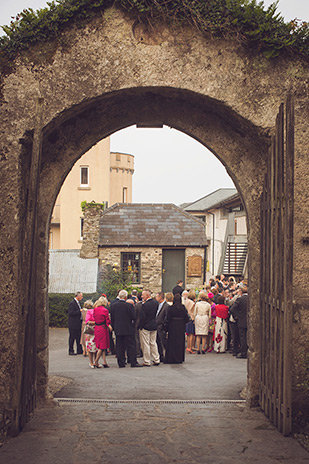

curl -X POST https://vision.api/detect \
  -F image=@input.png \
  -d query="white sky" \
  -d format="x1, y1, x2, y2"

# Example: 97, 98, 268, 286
1, 1, 308, 204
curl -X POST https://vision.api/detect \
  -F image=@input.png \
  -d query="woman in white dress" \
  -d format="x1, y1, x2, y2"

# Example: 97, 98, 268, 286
194, 292, 211, 354
213, 296, 229, 353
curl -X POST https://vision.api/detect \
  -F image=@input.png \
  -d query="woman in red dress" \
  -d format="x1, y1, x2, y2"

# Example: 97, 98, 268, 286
93, 296, 112, 368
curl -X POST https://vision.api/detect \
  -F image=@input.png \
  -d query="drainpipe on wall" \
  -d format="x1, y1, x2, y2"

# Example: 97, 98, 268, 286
203, 246, 207, 285
208, 212, 215, 275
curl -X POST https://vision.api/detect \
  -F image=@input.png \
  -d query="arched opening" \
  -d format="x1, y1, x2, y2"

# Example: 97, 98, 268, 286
35, 86, 269, 408
47, 123, 248, 402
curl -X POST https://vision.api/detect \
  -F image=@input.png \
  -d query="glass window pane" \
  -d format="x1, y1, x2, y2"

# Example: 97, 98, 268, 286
81, 167, 89, 185
121, 252, 140, 283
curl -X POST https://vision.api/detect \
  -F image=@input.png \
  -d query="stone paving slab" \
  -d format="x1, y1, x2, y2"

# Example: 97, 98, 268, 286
0, 328, 308, 463
0, 401, 308, 464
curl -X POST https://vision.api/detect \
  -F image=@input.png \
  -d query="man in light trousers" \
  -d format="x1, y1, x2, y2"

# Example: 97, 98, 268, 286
138, 290, 160, 366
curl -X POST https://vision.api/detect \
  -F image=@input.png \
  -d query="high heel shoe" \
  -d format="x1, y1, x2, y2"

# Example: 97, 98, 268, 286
103, 364, 110, 368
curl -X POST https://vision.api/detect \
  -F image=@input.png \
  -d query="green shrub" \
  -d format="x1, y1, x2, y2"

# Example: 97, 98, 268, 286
48, 292, 100, 327
98, 263, 137, 301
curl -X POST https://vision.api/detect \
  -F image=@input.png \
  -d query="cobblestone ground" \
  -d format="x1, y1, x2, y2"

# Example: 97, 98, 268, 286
0, 329, 308, 463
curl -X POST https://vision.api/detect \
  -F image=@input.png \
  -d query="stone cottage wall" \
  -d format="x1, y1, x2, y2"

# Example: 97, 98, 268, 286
98, 247, 162, 293
185, 248, 205, 290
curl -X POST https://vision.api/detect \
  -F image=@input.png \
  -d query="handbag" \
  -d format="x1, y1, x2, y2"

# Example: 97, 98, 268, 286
83, 323, 95, 335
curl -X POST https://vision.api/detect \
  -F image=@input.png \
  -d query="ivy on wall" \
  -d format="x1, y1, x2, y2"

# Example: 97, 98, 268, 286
81, 200, 106, 213
0, 0, 308, 67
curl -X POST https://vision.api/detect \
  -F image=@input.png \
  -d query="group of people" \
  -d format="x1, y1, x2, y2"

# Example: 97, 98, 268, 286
67, 274, 248, 369
181, 276, 248, 359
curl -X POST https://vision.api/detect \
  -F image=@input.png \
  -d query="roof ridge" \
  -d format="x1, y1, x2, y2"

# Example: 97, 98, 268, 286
183, 188, 236, 209
170, 204, 206, 226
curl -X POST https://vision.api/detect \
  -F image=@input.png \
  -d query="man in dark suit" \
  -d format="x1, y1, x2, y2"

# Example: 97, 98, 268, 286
110, 289, 141, 368
172, 280, 184, 296
138, 290, 160, 366
134, 293, 143, 357
155, 292, 169, 362
231, 286, 248, 359
67, 291, 83, 355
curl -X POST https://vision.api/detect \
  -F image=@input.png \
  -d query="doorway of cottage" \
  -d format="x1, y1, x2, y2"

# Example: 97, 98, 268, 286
162, 249, 185, 293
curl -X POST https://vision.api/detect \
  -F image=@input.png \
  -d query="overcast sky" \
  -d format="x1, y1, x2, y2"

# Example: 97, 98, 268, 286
1, 1, 308, 204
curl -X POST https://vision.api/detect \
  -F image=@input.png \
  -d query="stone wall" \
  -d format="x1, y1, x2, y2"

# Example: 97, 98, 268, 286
185, 248, 205, 290
98, 247, 162, 293
0, 4, 308, 439
98, 246, 205, 293
80, 206, 104, 259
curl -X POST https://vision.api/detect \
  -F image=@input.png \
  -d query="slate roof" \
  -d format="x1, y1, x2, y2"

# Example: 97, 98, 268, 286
98, 203, 207, 247
49, 250, 98, 293
182, 188, 238, 212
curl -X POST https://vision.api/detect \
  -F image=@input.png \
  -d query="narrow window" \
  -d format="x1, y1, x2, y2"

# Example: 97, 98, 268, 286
122, 187, 128, 203
80, 166, 89, 186
121, 252, 140, 283
116, 153, 121, 161
80, 218, 84, 240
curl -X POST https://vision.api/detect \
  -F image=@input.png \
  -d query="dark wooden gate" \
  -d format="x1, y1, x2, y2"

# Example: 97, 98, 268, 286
259, 94, 294, 435
17, 98, 44, 433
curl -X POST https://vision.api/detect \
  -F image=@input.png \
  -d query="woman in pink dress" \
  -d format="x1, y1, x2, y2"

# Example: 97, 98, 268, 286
93, 296, 112, 368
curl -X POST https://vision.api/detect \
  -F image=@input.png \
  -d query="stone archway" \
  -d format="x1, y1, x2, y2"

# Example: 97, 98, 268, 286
0, 6, 308, 438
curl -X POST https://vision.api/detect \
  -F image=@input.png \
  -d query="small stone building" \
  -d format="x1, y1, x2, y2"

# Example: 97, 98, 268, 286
80, 203, 207, 293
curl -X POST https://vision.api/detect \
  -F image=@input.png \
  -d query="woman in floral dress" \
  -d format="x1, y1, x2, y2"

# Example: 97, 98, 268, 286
80, 300, 92, 356
85, 300, 97, 368
213, 296, 229, 353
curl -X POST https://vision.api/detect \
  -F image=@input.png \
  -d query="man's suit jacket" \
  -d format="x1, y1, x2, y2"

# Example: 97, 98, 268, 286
172, 285, 183, 296
68, 299, 82, 330
231, 293, 248, 329
135, 301, 143, 329
138, 298, 158, 331
156, 301, 169, 332
110, 299, 136, 336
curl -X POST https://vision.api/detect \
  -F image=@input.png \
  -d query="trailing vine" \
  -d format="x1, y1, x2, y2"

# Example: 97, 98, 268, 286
0, 0, 308, 66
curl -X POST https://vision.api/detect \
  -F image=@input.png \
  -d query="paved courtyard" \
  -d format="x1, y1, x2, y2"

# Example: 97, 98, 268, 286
0, 328, 308, 463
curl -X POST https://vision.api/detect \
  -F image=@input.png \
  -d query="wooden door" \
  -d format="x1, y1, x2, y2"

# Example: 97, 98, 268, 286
162, 249, 185, 293
259, 94, 294, 435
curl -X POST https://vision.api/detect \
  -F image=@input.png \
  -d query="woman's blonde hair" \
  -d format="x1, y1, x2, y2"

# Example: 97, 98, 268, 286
83, 300, 94, 309
94, 296, 108, 308
198, 291, 208, 302
165, 292, 174, 303
188, 290, 196, 301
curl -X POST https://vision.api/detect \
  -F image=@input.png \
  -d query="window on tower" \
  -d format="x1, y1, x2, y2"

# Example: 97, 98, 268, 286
80, 166, 89, 186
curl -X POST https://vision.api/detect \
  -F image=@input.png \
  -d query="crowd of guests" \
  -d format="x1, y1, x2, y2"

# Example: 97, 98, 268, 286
67, 274, 248, 369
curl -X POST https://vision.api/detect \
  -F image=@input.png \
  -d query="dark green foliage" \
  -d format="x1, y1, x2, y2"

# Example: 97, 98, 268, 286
0, 0, 308, 65
49, 292, 100, 327
81, 200, 106, 212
